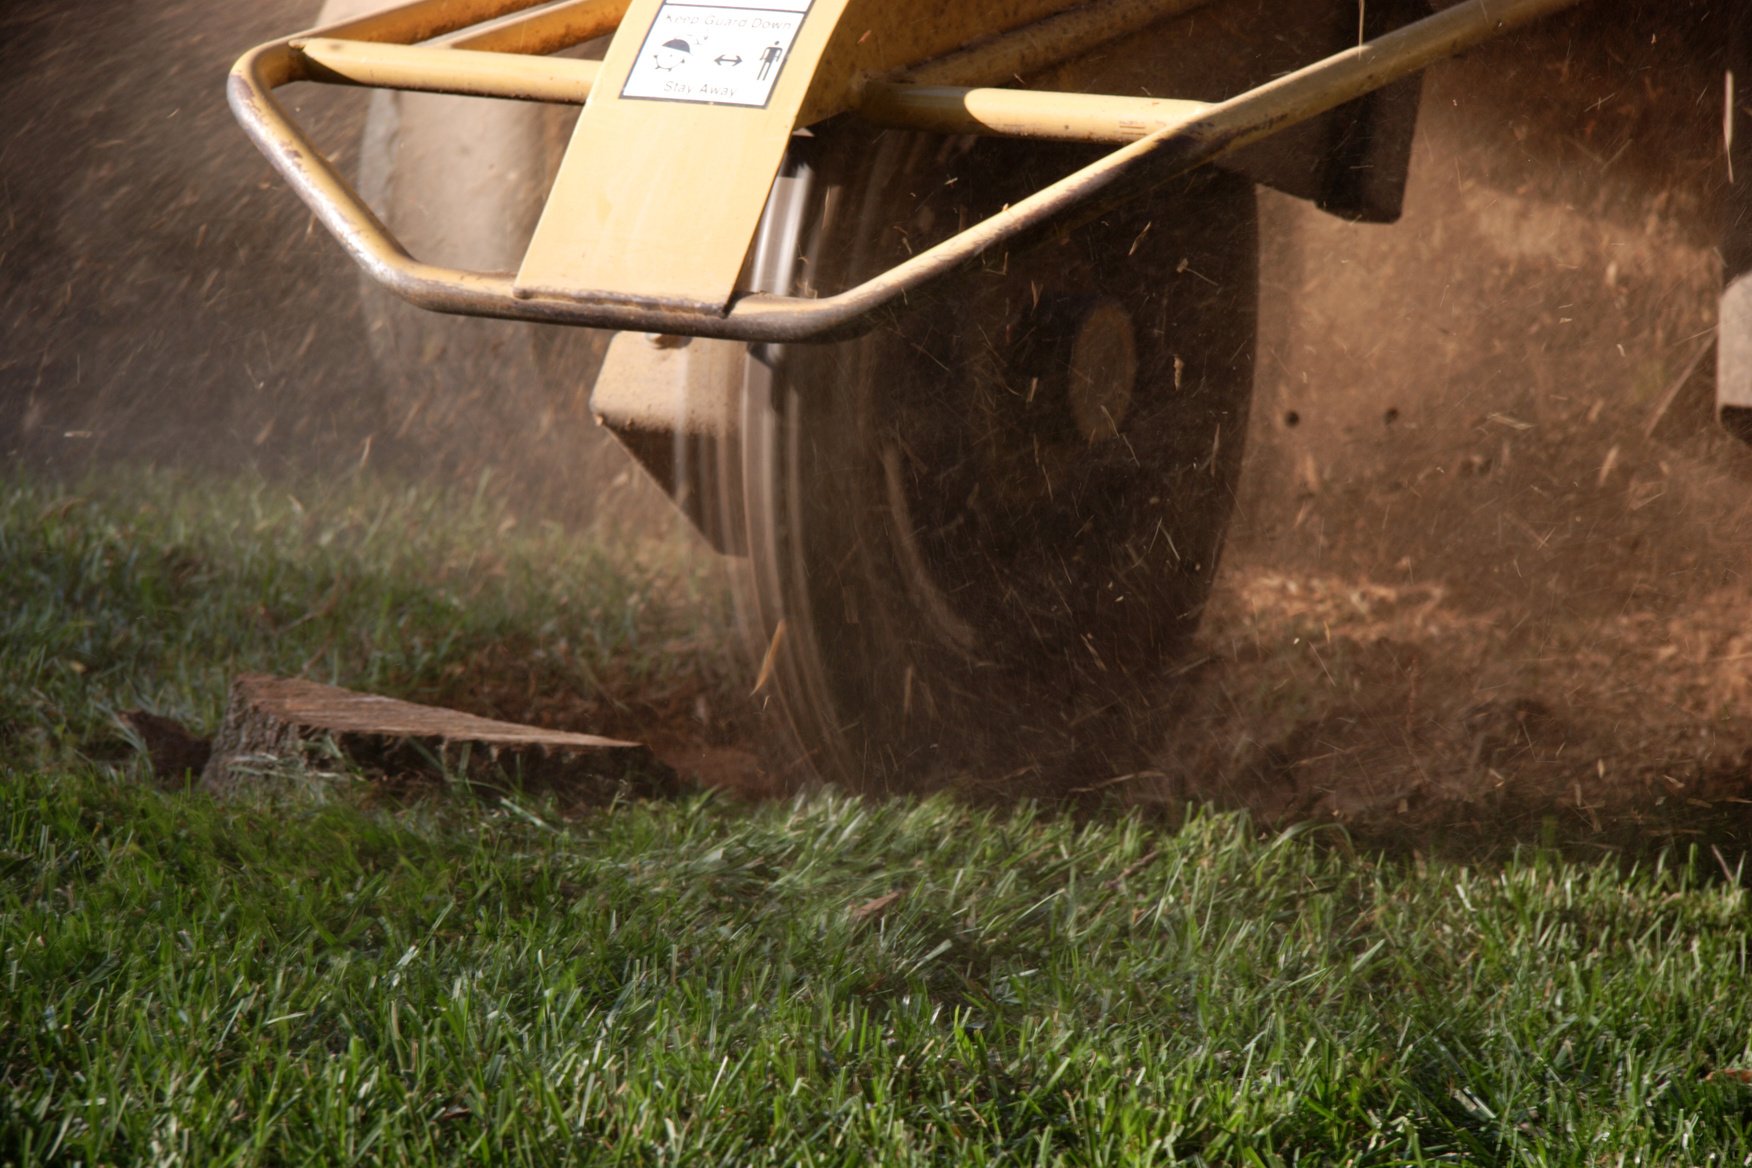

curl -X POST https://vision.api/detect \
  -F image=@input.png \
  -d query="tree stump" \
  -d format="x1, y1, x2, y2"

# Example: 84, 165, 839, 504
201, 674, 679, 801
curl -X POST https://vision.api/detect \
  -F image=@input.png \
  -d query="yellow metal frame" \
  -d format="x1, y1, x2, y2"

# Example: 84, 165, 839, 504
231, 0, 1585, 342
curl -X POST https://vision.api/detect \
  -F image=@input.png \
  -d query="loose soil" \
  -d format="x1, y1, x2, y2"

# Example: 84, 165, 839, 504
1144, 4, 1752, 851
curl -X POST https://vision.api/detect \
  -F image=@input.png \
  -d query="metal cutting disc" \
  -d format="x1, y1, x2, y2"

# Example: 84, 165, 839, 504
724, 127, 1259, 797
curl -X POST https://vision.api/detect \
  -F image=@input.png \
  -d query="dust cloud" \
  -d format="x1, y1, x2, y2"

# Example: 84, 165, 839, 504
0, 0, 644, 528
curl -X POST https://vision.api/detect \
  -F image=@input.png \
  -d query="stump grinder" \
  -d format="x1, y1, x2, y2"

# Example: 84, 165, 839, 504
231, 0, 1748, 793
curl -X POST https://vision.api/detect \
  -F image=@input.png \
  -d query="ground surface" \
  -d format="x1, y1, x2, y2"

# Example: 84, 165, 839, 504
13, 765, 1752, 1165
5, 2, 1752, 848
7, 475, 1752, 1163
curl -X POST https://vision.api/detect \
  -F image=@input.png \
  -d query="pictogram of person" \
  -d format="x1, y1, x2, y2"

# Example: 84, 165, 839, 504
756, 41, 783, 80
651, 38, 691, 71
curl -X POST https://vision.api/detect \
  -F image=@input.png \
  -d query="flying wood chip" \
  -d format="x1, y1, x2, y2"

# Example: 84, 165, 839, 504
202, 674, 678, 801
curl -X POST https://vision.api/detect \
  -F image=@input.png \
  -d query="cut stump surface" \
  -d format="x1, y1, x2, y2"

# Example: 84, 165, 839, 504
202, 674, 678, 801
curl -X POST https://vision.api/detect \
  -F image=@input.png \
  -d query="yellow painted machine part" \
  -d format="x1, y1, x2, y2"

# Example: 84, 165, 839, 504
299, 37, 601, 101
862, 85, 1208, 144
513, 0, 857, 309
306, 0, 561, 45
444, 0, 628, 52
294, 35, 1211, 145
798, 0, 1177, 123
509, 0, 1163, 309
231, 0, 1589, 336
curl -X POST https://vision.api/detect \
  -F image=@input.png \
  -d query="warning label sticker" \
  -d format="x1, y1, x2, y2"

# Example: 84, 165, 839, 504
620, 0, 814, 108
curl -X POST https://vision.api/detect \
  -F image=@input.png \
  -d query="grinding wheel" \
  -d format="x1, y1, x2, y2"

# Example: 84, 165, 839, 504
727, 128, 1259, 796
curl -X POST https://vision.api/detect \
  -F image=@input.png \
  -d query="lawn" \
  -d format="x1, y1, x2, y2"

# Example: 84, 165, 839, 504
3, 472, 1751, 1165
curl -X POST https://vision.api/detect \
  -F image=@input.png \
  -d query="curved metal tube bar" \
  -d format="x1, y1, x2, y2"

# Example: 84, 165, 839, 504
230, 0, 1583, 344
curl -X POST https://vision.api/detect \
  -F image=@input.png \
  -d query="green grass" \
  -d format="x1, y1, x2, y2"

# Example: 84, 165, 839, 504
4, 472, 1752, 1165
6, 773, 1752, 1165
0, 469, 727, 771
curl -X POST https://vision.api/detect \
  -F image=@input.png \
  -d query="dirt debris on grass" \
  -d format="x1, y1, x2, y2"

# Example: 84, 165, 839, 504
1136, 8, 1752, 851
1145, 565, 1752, 849
118, 708, 214, 784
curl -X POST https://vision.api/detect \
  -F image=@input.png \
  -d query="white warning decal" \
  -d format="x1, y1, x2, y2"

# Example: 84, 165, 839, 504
621, 0, 814, 108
